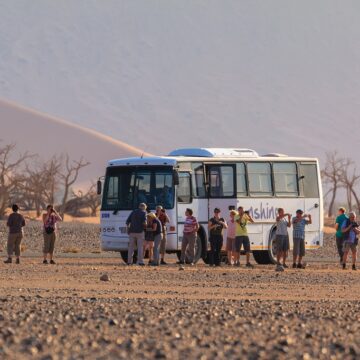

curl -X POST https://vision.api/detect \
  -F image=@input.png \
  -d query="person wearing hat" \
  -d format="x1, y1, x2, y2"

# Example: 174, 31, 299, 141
4, 204, 26, 264
292, 209, 312, 269
208, 208, 227, 267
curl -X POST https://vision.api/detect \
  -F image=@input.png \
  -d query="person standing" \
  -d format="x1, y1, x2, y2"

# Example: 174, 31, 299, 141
292, 210, 312, 269
234, 207, 255, 268
151, 214, 163, 266
335, 207, 348, 265
144, 213, 156, 264
4, 204, 26, 264
208, 208, 227, 267
341, 211, 360, 270
179, 208, 199, 265
156, 205, 170, 265
126, 203, 147, 266
226, 210, 237, 265
275, 208, 291, 271
42, 205, 62, 264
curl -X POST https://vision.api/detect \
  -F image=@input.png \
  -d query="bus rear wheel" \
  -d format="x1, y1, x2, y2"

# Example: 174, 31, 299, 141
252, 230, 277, 264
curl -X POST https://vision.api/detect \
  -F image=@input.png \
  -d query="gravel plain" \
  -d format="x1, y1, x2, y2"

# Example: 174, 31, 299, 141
1, 221, 359, 359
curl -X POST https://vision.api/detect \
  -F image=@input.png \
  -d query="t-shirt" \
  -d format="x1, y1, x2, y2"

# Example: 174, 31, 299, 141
183, 216, 198, 234
276, 217, 289, 236
157, 212, 169, 232
7, 212, 26, 234
126, 209, 147, 233
153, 218, 162, 236
209, 217, 225, 236
336, 213, 348, 238
292, 217, 309, 240
341, 220, 358, 244
44, 213, 59, 230
235, 214, 250, 236
227, 219, 236, 239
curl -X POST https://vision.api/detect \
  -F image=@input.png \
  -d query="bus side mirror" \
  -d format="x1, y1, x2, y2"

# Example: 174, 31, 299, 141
97, 180, 102, 195
173, 170, 179, 186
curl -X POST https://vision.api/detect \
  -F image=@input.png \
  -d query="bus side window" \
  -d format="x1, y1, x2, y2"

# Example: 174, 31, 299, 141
209, 165, 235, 198
191, 163, 206, 198
299, 164, 319, 198
177, 173, 192, 203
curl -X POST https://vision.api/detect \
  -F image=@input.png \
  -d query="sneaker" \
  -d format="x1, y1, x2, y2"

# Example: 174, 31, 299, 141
4, 258, 12, 264
190, 262, 195, 266
43, 260, 48, 264
297, 263, 304, 269
16, 258, 20, 264
282, 263, 288, 268
292, 263, 297, 269
50, 260, 56, 265
160, 259, 167, 265
150, 262, 159, 266
352, 264, 357, 271
275, 264, 284, 272
246, 262, 254, 268
342, 263, 346, 270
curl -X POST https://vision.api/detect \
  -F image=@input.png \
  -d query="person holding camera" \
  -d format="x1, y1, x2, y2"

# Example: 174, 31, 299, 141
4, 204, 26, 264
341, 211, 360, 270
156, 205, 170, 265
292, 209, 312, 269
234, 206, 254, 268
42, 205, 62, 264
208, 208, 227, 267
275, 208, 291, 271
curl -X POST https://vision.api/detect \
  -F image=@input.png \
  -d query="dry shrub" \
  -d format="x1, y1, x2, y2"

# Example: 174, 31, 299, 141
63, 247, 81, 253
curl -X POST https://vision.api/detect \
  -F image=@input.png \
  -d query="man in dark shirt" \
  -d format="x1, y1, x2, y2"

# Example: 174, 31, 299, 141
4, 204, 26, 264
126, 203, 147, 265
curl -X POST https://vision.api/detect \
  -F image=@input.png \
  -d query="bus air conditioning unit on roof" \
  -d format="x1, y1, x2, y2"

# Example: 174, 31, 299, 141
168, 148, 259, 158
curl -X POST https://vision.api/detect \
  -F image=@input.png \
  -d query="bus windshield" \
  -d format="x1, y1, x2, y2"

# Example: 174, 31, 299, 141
102, 166, 175, 210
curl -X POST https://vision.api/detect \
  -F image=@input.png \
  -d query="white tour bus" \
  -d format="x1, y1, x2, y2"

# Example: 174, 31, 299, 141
98, 148, 323, 264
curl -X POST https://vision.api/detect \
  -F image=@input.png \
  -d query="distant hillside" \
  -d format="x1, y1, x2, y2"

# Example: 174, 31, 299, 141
0, 98, 146, 185
0, 1, 360, 168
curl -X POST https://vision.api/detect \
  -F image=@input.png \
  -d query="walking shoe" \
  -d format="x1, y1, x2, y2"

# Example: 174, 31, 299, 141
4, 258, 12, 264
292, 263, 297, 269
275, 264, 284, 272
16, 258, 20, 264
50, 260, 56, 265
297, 263, 305, 269
160, 259, 167, 265
150, 262, 159, 266
190, 262, 195, 266
282, 263, 288, 268
352, 264, 357, 271
246, 262, 254, 268
342, 263, 346, 270
43, 259, 48, 264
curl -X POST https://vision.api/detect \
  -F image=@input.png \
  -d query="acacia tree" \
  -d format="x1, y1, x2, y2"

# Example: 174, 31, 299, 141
0, 143, 33, 219
340, 164, 360, 213
58, 154, 90, 218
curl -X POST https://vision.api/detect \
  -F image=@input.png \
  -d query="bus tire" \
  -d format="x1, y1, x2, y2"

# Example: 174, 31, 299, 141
252, 229, 277, 264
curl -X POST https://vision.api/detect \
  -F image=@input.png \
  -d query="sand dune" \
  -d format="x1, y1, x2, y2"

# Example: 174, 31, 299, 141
0, 98, 147, 185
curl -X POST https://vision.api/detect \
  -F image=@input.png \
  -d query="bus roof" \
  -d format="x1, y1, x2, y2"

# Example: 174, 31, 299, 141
107, 148, 319, 167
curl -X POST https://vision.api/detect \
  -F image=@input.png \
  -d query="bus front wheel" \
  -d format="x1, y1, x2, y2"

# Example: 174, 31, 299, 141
252, 230, 277, 264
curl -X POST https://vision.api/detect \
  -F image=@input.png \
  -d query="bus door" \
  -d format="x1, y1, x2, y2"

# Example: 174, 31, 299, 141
299, 163, 322, 246
205, 164, 237, 220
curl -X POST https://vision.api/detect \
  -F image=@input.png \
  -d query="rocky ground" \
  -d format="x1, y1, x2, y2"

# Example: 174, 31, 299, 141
1, 221, 358, 359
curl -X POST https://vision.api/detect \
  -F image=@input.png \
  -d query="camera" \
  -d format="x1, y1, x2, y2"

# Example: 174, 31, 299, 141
244, 210, 249, 215
352, 222, 358, 228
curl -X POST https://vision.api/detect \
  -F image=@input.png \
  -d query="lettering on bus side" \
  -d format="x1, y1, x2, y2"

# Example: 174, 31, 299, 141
102, 213, 110, 218
247, 203, 276, 221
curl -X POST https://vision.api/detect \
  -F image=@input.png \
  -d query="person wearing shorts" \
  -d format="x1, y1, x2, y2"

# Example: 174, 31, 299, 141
292, 209, 312, 269
226, 210, 237, 265
144, 212, 157, 264
4, 204, 26, 264
42, 205, 62, 264
234, 207, 254, 268
275, 208, 291, 271
156, 205, 170, 265
341, 211, 360, 270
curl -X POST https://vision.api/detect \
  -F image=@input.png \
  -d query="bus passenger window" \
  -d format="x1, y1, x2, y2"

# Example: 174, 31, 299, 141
236, 163, 247, 196
177, 173, 192, 203
247, 163, 272, 196
192, 163, 206, 198
273, 162, 298, 197
209, 166, 235, 198
299, 164, 319, 198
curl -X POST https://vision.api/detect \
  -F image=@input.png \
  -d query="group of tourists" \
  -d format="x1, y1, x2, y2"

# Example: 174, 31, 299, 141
3, 204, 62, 264
3, 202, 359, 271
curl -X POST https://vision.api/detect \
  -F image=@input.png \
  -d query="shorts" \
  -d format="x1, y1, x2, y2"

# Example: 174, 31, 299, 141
234, 236, 250, 253
144, 240, 154, 249
275, 235, 289, 252
7, 233, 23, 257
226, 237, 235, 252
43, 232, 56, 254
343, 242, 357, 252
293, 237, 305, 257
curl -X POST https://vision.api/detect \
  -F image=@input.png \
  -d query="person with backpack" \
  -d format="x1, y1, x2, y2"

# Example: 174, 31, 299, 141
4, 204, 26, 264
341, 211, 360, 270
42, 205, 62, 264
